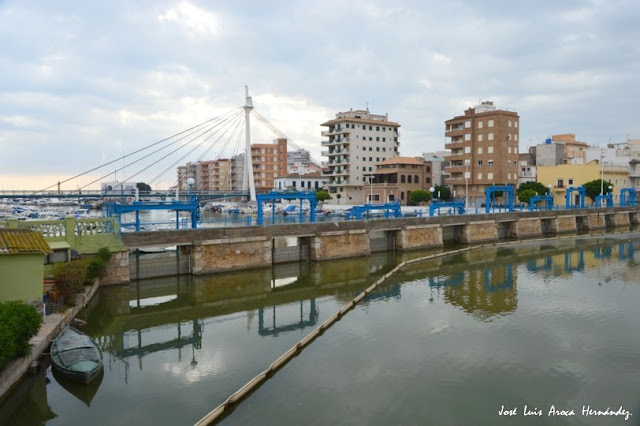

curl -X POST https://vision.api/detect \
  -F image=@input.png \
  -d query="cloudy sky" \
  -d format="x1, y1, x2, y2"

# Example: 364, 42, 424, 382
1, 0, 639, 190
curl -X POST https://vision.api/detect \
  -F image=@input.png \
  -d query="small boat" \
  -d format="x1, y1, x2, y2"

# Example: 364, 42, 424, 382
50, 326, 103, 384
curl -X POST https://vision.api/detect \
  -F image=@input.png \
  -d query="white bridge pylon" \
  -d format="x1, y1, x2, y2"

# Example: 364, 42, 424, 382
243, 86, 257, 202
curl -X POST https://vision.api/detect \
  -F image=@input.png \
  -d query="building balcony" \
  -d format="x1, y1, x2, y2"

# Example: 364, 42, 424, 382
321, 128, 350, 137
445, 165, 468, 174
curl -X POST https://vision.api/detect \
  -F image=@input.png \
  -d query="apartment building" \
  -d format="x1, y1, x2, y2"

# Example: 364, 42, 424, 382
251, 138, 288, 193
536, 134, 589, 166
444, 101, 519, 206
365, 156, 433, 204
274, 171, 328, 192
321, 108, 400, 204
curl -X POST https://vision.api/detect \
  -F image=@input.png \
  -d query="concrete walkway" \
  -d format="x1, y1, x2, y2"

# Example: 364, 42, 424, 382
0, 280, 100, 401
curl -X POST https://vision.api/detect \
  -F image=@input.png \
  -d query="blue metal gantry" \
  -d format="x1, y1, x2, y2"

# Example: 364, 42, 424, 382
256, 191, 317, 225
105, 199, 199, 231
347, 201, 402, 220
485, 186, 515, 213
429, 200, 465, 217
620, 188, 636, 206
564, 186, 586, 209
595, 194, 613, 208
528, 195, 554, 211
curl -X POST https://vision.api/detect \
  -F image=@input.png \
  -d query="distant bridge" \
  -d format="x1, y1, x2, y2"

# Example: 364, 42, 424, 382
0, 190, 251, 201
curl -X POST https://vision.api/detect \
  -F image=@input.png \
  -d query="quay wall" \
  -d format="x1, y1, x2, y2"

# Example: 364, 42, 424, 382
119, 207, 640, 280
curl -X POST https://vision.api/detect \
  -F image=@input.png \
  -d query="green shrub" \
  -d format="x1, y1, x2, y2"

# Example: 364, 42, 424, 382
52, 249, 111, 306
0, 301, 41, 369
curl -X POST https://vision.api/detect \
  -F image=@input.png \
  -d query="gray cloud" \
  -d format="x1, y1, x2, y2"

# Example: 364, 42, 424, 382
1, 0, 639, 188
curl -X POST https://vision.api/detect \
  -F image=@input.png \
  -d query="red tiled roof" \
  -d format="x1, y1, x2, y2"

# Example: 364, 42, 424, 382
0, 229, 52, 255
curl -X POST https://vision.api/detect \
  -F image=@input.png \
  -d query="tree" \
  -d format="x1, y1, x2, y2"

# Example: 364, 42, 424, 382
315, 190, 330, 202
409, 190, 432, 205
335, 193, 342, 205
583, 179, 613, 202
517, 189, 537, 204
433, 185, 452, 201
136, 182, 152, 192
517, 182, 547, 197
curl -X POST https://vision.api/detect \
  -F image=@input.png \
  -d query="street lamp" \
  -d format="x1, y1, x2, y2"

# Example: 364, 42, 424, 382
547, 184, 552, 195
429, 186, 435, 202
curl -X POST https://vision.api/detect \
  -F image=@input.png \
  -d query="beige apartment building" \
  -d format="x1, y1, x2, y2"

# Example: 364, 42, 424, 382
321, 108, 400, 204
444, 101, 520, 206
365, 156, 433, 205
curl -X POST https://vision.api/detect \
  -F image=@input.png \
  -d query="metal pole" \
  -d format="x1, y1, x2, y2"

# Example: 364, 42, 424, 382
465, 164, 469, 207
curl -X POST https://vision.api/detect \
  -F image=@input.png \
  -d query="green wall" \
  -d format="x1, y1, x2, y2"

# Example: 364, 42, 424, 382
0, 255, 44, 303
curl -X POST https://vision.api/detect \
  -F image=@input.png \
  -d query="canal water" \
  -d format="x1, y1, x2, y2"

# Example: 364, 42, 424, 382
2, 234, 640, 425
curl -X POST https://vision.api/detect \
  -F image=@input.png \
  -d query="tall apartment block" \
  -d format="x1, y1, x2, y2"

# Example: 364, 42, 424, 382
321, 108, 400, 204
177, 159, 231, 191
444, 101, 520, 206
250, 138, 288, 193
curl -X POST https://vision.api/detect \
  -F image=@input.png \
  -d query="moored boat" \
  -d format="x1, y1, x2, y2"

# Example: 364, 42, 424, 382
50, 326, 103, 384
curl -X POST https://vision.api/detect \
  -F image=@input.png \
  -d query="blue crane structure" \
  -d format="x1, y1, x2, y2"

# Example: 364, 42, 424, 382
429, 200, 465, 217
594, 194, 613, 208
564, 186, 586, 209
256, 191, 317, 225
620, 188, 636, 206
346, 201, 402, 220
528, 195, 554, 211
485, 186, 515, 213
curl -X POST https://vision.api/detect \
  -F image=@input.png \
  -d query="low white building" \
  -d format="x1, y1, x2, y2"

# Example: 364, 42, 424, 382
273, 172, 328, 192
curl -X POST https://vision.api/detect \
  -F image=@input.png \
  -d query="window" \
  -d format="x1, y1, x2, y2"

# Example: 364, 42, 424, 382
363, 147, 366, 151
488, 160, 494, 167
515, 121, 518, 128
477, 147, 483, 154
369, 137, 373, 141
488, 120, 494, 127
464, 146, 471, 153
465, 134, 471, 141
301, 181, 305, 188
376, 157, 380, 162
478, 160, 483, 166
376, 126, 380, 131
369, 126, 372, 130
478, 121, 483, 129
514, 146, 518, 153
415, 175, 419, 183
508, 120, 512, 127
507, 160, 511, 166
376, 147, 380, 151
488, 133, 494, 141
557, 179, 564, 188
464, 159, 471, 166
465, 121, 471, 128
568, 179, 574, 185
376, 137, 380, 141
369, 157, 372, 161
507, 173, 511, 180
477, 173, 482, 180
508, 147, 512, 153
488, 146, 494, 154
401, 175, 406, 183
369, 147, 372, 151
407, 175, 412, 183
478, 134, 483, 142
383, 137, 386, 142
488, 172, 493, 180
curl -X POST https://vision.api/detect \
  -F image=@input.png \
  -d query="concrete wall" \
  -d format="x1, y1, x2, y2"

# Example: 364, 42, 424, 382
101, 250, 130, 285
117, 206, 640, 278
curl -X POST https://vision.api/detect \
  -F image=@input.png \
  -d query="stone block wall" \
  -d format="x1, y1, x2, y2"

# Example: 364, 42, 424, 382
396, 225, 443, 250
461, 221, 498, 244
310, 230, 370, 260
555, 216, 577, 233
192, 237, 271, 274
588, 213, 605, 229
101, 250, 130, 285
510, 218, 541, 238
613, 212, 630, 226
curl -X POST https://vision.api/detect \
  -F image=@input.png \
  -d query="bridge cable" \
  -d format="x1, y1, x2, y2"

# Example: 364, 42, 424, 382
149, 112, 246, 191
34, 107, 243, 193
79, 109, 245, 191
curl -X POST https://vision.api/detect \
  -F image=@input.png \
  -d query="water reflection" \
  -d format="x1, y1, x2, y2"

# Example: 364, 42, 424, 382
3, 235, 640, 425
